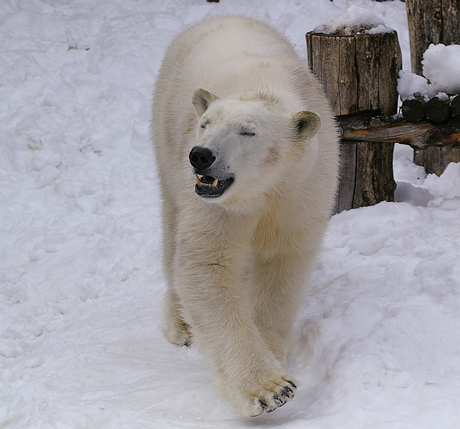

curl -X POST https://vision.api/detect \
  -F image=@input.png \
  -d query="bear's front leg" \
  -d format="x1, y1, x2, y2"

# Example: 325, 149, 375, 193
174, 211, 297, 416
162, 288, 193, 347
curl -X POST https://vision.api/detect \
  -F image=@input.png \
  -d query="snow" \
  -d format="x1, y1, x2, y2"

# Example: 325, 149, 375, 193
397, 70, 435, 101
398, 43, 460, 100
313, 5, 393, 35
423, 44, 460, 94
1, 1, 459, 428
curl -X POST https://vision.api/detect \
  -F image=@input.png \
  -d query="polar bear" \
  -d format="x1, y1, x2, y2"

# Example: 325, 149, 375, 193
152, 16, 338, 417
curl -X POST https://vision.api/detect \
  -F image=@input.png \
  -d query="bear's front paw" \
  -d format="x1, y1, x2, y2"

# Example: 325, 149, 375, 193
163, 317, 193, 347
241, 376, 297, 417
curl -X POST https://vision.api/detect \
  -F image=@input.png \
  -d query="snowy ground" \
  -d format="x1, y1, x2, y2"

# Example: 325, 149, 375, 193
1, 1, 459, 428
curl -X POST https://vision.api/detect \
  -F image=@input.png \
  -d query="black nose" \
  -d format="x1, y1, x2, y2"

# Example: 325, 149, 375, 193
189, 146, 216, 171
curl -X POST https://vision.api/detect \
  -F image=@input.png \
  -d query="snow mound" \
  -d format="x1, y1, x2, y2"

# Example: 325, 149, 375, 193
423, 44, 460, 94
397, 70, 435, 100
313, 5, 393, 36
398, 43, 460, 100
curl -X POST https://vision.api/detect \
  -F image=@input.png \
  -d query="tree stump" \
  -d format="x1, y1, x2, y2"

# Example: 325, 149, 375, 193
306, 30, 401, 213
406, 0, 460, 175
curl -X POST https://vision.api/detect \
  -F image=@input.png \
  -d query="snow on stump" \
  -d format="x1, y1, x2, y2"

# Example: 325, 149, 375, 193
306, 6, 401, 213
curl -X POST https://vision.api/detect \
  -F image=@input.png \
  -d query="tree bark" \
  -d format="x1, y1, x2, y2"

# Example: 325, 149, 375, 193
414, 147, 460, 175
306, 31, 401, 213
405, 0, 460, 175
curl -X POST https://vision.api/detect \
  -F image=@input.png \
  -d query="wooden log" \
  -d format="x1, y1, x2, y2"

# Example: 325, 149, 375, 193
406, 0, 460, 74
401, 98, 426, 122
306, 31, 401, 117
414, 147, 460, 175
440, 0, 460, 46
406, 0, 443, 76
405, 0, 460, 175
338, 114, 460, 149
306, 30, 401, 213
452, 95, 460, 117
425, 96, 452, 123
354, 142, 396, 207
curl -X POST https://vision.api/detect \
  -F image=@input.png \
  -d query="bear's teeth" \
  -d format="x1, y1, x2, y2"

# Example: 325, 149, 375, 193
195, 175, 218, 188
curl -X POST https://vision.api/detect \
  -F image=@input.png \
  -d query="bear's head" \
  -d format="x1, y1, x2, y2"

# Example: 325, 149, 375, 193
189, 88, 321, 209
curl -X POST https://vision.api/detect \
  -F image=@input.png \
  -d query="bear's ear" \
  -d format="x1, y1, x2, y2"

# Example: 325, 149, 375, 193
291, 111, 321, 141
192, 88, 219, 116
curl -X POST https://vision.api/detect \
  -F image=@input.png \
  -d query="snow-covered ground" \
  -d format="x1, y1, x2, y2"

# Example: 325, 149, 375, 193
1, 0, 459, 428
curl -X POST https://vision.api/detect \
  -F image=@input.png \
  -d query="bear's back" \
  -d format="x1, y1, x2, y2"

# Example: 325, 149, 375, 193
170, 16, 298, 68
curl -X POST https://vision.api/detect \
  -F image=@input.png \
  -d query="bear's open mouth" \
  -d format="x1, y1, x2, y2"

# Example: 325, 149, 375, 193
195, 174, 234, 198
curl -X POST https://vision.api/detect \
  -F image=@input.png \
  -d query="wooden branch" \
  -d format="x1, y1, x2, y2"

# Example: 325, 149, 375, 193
338, 114, 460, 149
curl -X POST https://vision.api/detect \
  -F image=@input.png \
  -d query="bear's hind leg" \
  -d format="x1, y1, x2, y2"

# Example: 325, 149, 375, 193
162, 288, 193, 347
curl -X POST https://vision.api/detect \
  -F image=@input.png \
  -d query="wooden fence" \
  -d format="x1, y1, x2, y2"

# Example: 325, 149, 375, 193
306, 0, 460, 213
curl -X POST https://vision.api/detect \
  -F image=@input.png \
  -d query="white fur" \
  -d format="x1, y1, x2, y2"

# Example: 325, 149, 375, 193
152, 16, 338, 417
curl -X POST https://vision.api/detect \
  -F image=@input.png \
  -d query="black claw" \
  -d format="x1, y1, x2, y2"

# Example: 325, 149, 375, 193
280, 389, 290, 398
286, 380, 297, 389
258, 398, 268, 410
273, 395, 283, 406
267, 407, 276, 413
284, 386, 293, 395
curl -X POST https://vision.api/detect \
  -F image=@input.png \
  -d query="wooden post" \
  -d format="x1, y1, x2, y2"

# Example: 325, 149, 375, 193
406, 0, 460, 175
306, 31, 401, 213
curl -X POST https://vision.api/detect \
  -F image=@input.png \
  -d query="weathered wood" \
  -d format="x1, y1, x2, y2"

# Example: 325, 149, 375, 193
334, 143, 357, 214
452, 95, 460, 116
414, 147, 460, 175
440, 0, 460, 46
406, 0, 443, 76
338, 114, 460, 149
306, 30, 401, 213
306, 31, 401, 117
306, 34, 357, 115
425, 96, 452, 123
354, 142, 397, 207
401, 98, 426, 122
406, 0, 460, 175
405, 0, 460, 74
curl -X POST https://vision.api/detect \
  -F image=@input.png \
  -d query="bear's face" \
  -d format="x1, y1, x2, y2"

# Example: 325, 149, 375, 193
189, 89, 321, 208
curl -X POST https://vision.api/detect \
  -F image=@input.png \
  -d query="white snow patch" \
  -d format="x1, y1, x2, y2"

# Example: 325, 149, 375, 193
397, 70, 434, 100
423, 44, 460, 94
398, 43, 460, 100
